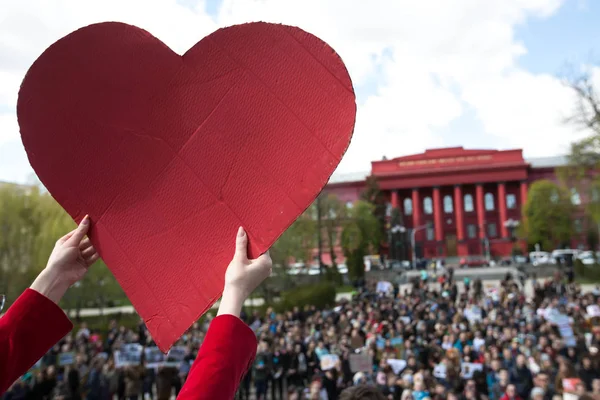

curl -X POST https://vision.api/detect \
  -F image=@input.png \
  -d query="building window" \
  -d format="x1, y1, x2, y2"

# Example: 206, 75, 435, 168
464, 194, 474, 212
467, 224, 477, 239
426, 226, 435, 241
404, 198, 413, 216
423, 197, 433, 215
571, 188, 581, 205
506, 194, 516, 209
386, 203, 392, 217
487, 223, 497, 238
443, 195, 453, 213
574, 218, 583, 233
485, 193, 495, 211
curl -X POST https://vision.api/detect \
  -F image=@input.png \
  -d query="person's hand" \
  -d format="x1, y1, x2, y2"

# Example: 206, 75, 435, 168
46, 215, 99, 285
30, 215, 99, 304
217, 227, 272, 318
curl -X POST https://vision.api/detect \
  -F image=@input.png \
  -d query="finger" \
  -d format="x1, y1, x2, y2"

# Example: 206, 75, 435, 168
79, 237, 92, 250
253, 249, 272, 265
81, 246, 97, 259
234, 226, 248, 262
85, 252, 100, 266
57, 230, 76, 245
65, 215, 90, 247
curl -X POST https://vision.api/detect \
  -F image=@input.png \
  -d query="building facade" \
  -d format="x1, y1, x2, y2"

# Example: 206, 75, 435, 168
324, 146, 583, 261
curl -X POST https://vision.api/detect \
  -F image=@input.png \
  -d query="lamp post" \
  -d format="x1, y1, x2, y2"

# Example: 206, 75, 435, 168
412, 223, 431, 270
504, 219, 520, 241
389, 224, 406, 262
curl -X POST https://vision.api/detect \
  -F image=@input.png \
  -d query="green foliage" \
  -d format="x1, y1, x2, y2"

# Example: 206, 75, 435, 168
317, 193, 346, 268
270, 213, 316, 268
360, 176, 386, 256
323, 265, 343, 286
0, 183, 126, 309
341, 200, 381, 280
277, 282, 336, 312
511, 245, 523, 256
587, 228, 599, 251
574, 259, 600, 283
522, 180, 574, 251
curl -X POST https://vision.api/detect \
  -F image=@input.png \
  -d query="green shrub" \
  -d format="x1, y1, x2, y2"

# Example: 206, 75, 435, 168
574, 259, 600, 283
276, 282, 336, 312
324, 266, 343, 286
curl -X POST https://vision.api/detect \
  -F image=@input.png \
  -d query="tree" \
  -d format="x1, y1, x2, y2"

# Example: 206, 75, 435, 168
562, 70, 600, 238
0, 183, 126, 310
522, 180, 575, 251
316, 193, 346, 269
266, 212, 317, 296
341, 201, 381, 280
360, 176, 387, 260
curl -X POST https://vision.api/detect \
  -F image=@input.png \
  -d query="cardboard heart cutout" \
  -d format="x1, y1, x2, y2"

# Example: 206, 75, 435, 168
18, 22, 355, 351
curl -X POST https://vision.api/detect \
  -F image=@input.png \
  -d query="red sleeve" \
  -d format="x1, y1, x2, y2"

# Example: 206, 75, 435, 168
177, 314, 257, 400
0, 289, 73, 395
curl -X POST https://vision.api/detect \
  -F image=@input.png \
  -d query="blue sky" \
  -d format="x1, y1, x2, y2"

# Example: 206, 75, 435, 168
516, 0, 599, 75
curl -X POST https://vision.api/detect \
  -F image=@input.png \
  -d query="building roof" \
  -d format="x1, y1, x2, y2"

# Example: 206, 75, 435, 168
328, 154, 569, 185
525, 155, 568, 168
328, 171, 370, 184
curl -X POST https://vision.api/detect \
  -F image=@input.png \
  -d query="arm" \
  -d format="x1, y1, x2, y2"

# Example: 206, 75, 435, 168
0, 216, 98, 396
0, 288, 72, 394
178, 227, 271, 400
177, 315, 257, 400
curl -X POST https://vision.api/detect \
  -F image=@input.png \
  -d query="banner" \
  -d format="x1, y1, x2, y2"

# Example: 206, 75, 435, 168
461, 362, 483, 379
433, 363, 447, 379
145, 346, 187, 369
114, 343, 143, 368
320, 354, 339, 371
58, 352, 75, 366
376, 281, 393, 294
386, 359, 407, 375
349, 353, 371, 373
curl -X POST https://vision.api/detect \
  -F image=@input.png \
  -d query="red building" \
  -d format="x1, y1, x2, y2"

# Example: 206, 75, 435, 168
324, 146, 582, 261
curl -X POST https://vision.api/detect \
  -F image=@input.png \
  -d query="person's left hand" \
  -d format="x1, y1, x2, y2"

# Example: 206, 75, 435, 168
46, 215, 99, 286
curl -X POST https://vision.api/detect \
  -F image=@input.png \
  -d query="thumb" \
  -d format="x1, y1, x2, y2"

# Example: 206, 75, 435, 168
65, 215, 90, 246
234, 226, 248, 262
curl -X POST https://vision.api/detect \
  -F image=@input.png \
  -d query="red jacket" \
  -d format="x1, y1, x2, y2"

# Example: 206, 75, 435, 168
0, 289, 257, 399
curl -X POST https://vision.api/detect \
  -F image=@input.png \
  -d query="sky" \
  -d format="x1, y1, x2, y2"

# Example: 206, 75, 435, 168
0, 0, 599, 183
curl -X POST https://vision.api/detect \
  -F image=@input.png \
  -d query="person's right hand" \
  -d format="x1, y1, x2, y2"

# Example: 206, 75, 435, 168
217, 227, 272, 317
30, 215, 99, 304
46, 215, 99, 286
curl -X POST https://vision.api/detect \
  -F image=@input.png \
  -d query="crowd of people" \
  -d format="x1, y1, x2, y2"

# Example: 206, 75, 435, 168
4, 268, 600, 400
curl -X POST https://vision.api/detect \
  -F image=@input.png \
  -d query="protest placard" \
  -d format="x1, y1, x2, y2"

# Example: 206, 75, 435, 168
114, 343, 143, 368
376, 281, 393, 294
320, 354, 339, 371
433, 363, 447, 379
461, 362, 483, 379
144, 347, 166, 369
386, 359, 407, 375
349, 353, 371, 373
58, 352, 75, 366
165, 346, 187, 367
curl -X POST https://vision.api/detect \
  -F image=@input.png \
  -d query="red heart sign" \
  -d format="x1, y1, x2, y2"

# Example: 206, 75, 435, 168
18, 22, 355, 351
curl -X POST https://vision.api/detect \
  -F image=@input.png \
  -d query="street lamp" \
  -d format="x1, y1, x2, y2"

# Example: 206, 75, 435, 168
504, 219, 520, 241
412, 222, 432, 270
387, 224, 406, 263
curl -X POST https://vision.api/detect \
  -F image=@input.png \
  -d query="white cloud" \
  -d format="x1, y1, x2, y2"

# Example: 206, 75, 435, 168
0, 0, 590, 182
